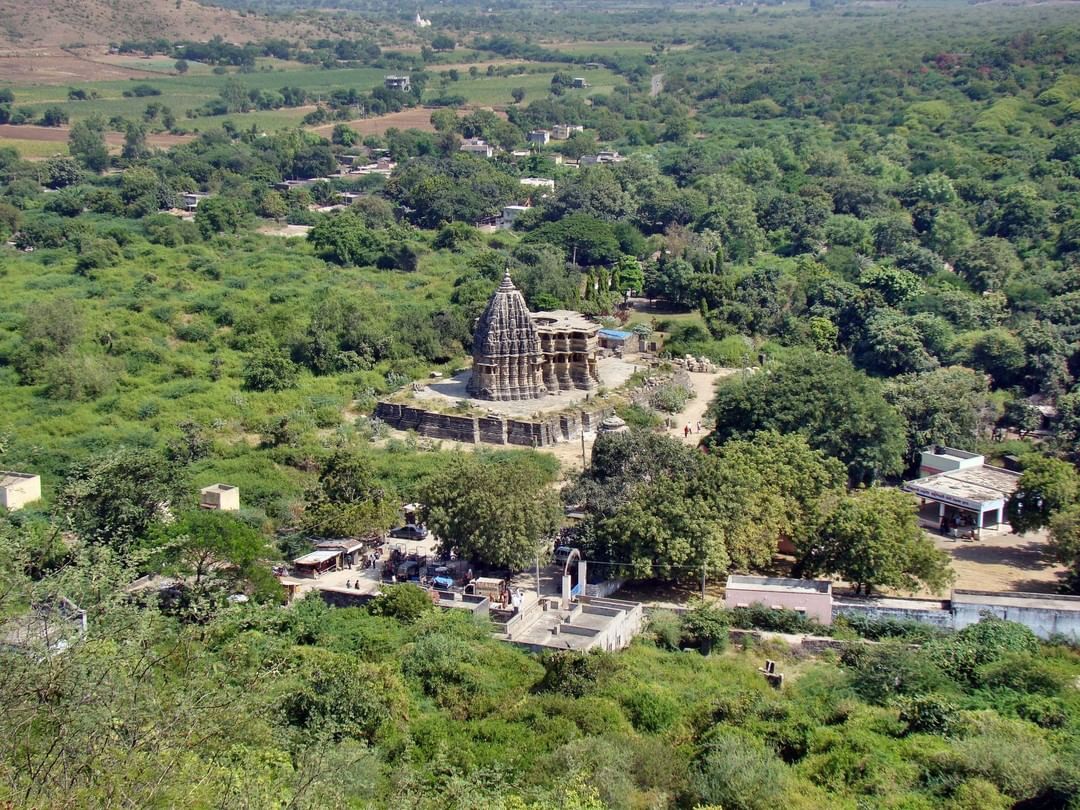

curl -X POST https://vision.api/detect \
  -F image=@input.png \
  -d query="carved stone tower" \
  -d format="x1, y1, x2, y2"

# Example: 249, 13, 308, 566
467, 271, 547, 401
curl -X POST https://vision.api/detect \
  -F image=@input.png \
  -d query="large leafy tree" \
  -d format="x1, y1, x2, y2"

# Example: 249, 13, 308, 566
709, 350, 906, 484
421, 452, 561, 571
153, 509, 281, 602
883, 366, 995, 471
58, 449, 189, 549
303, 448, 398, 538
1008, 455, 1080, 534
801, 488, 953, 595
67, 115, 109, 173
588, 431, 844, 580
307, 211, 387, 266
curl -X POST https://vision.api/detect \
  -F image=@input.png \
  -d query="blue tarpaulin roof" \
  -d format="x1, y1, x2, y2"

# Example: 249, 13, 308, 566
599, 329, 633, 340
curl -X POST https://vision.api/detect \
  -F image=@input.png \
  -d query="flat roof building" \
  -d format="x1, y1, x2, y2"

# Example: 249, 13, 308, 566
0, 471, 41, 511
725, 575, 833, 625
904, 447, 1020, 536
384, 75, 411, 92
199, 483, 239, 511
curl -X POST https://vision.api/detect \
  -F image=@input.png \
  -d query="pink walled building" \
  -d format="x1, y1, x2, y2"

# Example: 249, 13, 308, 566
724, 575, 833, 625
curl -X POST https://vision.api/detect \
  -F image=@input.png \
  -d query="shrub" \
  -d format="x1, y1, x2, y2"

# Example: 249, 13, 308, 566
366, 584, 435, 623
622, 687, 679, 733
842, 642, 952, 704
681, 600, 729, 653
930, 617, 1039, 684
538, 649, 620, 698
691, 727, 789, 810
646, 609, 682, 650
898, 694, 956, 735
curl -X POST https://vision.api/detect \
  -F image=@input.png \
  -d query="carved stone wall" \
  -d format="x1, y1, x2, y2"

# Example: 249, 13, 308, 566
374, 402, 614, 448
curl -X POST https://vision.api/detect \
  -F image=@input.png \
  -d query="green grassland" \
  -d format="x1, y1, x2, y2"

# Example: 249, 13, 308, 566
0, 225, 487, 512
432, 67, 621, 106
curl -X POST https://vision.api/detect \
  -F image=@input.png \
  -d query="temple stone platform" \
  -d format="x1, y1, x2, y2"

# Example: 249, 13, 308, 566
374, 357, 637, 447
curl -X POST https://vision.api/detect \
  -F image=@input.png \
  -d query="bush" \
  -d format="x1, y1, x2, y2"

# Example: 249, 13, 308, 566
622, 687, 679, 733
691, 727, 789, 810
646, 609, 682, 650
538, 649, 620, 698
898, 694, 956, 735
367, 584, 435, 623
842, 642, 952, 704
681, 601, 729, 653
930, 617, 1039, 684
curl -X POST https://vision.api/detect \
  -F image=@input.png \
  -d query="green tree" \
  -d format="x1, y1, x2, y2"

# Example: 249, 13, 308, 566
257, 189, 288, 222
195, 196, 248, 237
58, 448, 189, 549
803, 488, 953, 595
174, 58, 189, 74
883, 366, 994, 469
302, 448, 397, 537
954, 238, 1021, 293
710, 351, 906, 484
431, 34, 456, 51
308, 211, 387, 266
511, 87, 526, 103
422, 452, 561, 571
68, 116, 109, 173
242, 344, 299, 391
331, 123, 358, 146
1007, 455, 1079, 533
154, 509, 279, 601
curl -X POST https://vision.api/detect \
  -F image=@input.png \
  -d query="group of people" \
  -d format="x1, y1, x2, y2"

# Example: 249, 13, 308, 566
683, 421, 703, 438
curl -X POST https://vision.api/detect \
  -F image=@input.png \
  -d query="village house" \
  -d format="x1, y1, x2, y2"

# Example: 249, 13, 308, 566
0, 471, 41, 511
527, 129, 551, 146
460, 138, 495, 158
551, 124, 584, 140
384, 75, 411, 92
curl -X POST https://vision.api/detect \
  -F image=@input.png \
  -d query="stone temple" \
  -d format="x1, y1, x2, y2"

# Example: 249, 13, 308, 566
467, 271, 600, 401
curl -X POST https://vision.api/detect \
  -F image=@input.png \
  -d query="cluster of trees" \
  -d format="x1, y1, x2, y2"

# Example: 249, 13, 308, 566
2, 499, 1078, 809
568, 429, 951, 596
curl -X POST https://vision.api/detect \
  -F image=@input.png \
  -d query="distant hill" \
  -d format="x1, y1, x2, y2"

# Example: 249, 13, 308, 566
0, 0, 324, 49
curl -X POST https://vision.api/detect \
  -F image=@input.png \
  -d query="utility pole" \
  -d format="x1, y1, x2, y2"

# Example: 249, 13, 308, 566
535, 554, 541, 595
580, 430, 586, 469
701, 562, 706, 600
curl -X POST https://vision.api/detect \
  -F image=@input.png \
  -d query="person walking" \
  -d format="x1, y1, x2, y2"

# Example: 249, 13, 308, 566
684, 424, 690, 438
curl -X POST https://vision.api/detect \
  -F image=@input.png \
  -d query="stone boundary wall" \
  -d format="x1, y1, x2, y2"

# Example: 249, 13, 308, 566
374, 402, 614, 447
833, 598, 954, 630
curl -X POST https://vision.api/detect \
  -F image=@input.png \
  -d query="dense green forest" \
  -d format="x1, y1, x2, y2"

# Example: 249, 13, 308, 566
2, 0, 1080, 805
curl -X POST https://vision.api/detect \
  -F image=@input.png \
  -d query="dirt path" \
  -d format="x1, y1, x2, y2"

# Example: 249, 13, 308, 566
666, 370, 734, 443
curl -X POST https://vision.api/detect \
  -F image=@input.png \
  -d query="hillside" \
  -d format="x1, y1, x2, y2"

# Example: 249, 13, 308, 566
0, 0, 327, 50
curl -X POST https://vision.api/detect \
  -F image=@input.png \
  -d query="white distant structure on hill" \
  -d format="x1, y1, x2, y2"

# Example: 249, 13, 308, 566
415, 11, 432, 27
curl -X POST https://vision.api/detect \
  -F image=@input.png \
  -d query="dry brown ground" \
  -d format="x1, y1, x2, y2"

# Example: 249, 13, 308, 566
311, 108, 445, 138
0, 51, 165, 83
0, 0, 329, 49
0, 123, 194, 150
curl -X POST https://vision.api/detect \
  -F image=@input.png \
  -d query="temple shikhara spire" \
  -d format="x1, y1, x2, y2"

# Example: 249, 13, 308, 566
467, 270, 601, 401
467, 270, 547, 401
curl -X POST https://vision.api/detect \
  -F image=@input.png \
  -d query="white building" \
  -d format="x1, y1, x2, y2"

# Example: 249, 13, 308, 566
580, 150, 625, 166
199, 483, 240, 512
460, 138, 495, 158
0, 472, 41, 511
551, 124, 584, 140
520, 177, 555, 192
384, 75, 411, 93
414, 11, 431, 27
903, 447, 1021, 536
527, 129, 551, 146
497, 204, 531, 229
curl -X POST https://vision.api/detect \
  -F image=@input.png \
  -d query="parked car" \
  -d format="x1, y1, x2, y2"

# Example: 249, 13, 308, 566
389, 524, 429, 540
554, 546, 575, 565
431, 567, 455, 590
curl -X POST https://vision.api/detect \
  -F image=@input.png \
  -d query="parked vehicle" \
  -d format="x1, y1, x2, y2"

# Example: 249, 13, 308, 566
389, 524, 429, 540
554, 545, 575, 565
